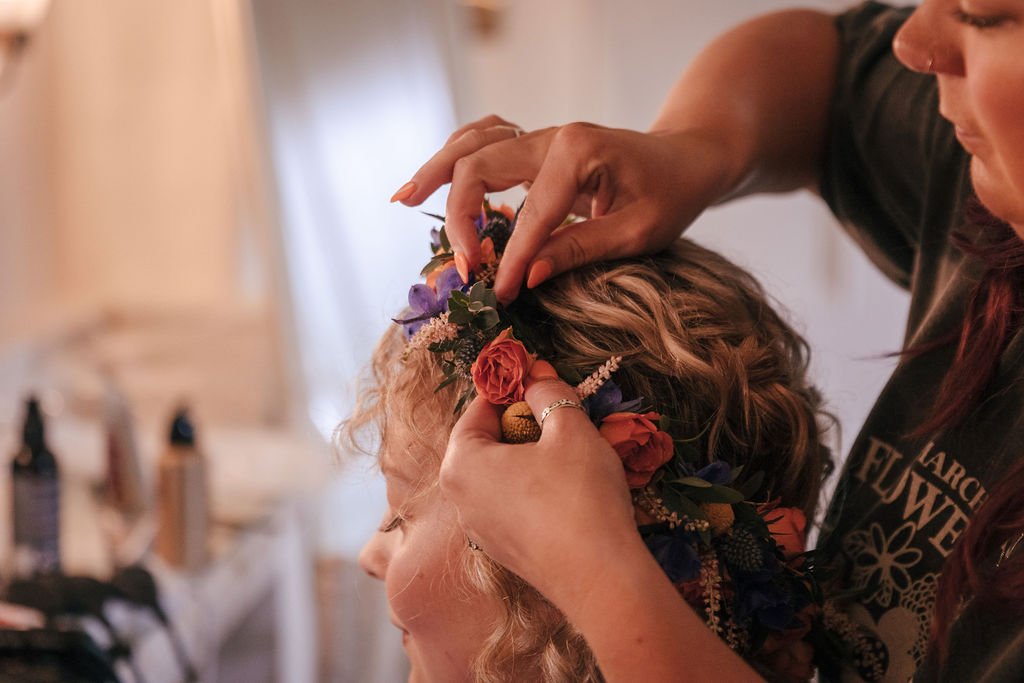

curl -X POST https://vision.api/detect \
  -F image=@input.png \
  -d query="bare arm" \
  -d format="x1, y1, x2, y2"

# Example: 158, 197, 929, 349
650, 9, 840, 199
398, 10, 839, 301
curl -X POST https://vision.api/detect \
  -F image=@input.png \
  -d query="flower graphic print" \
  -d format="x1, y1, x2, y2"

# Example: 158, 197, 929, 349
843, 522, 923, 609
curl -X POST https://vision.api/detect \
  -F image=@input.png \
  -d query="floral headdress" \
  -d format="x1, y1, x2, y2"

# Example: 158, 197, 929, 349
395, 201, 843, 676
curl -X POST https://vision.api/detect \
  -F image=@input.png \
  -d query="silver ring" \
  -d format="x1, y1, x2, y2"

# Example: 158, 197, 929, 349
467, 537, 482, 551
539, 398, 584, 427
508, 125, 525, 139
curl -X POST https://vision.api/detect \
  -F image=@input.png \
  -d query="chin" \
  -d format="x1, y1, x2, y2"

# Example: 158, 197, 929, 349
970, 159, 1024, 232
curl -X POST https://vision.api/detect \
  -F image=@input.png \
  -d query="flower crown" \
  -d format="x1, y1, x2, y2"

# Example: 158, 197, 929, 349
395, 201, 842, 673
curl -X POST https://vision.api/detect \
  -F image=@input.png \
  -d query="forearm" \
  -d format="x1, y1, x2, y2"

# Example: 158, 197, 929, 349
651, 9, 839, 200
544, 532, 763, 682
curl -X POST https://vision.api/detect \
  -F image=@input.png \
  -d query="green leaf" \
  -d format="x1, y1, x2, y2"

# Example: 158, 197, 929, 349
453, 386, 475, 414
674, 476, 712, 489
729, 465, 744, 484
659, 414, 671, 432
435, 375, 459, 392
737, 470, 765, 499
420, 254, 453, 277
448, 308, 473, 325
449, 290, 469, 307
468, 281, 488, 302
680, 485, 745, 504
668, 492, 708, 522
473, 309, 501, 330
439, 225, 451, 251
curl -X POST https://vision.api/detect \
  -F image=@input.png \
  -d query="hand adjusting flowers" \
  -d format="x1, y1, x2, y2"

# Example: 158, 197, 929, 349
395, 200, 831, 664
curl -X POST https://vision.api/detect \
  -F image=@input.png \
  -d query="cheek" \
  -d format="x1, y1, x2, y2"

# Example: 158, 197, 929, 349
970, 55, 1024, 221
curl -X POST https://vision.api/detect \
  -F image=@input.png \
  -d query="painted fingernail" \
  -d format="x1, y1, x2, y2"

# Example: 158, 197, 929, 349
454, 252, 470, 284
390, 181, 417, 203
526, 260, 553, 289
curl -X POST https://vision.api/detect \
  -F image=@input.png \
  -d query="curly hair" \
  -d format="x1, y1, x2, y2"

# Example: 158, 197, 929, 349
343, 237, 833, 682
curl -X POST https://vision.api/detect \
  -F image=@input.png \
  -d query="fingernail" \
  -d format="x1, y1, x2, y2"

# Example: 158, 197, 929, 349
526, 260, 552, 289
390, 181, 417, 203
454, 252, 470, 284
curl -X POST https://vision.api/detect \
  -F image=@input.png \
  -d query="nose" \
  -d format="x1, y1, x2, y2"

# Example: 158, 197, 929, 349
359, 530, 389, 580
892, 1, 964, 76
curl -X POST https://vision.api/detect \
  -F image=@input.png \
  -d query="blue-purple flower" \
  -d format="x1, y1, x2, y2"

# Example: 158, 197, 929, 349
584, 379, 644, 423
644, 526, 702, 583
394, 266, 464, 338
695, 460, 732, 486
735, 576, 803, 631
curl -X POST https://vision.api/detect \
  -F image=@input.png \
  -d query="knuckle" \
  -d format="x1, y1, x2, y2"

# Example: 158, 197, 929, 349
480, 113, 507, 127
561, 231, 590, 269
451, 154, 482, 181
553, 121, 598, 153
457, 128, 488, 150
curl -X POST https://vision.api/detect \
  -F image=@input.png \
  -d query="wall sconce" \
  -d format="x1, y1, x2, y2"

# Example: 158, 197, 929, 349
0, 0, 50, 87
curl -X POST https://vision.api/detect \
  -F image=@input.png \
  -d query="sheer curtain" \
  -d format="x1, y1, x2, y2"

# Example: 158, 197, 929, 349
248, 1, 458, 679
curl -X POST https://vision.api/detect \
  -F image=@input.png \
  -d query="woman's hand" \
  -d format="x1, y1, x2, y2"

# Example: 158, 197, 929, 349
442, 378, 763, 682
441, 377, 640, 600
393, 116, 737, 303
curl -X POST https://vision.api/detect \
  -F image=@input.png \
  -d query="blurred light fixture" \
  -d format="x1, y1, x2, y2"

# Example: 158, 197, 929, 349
0, 0, 50, 86
462, 0, 504, 39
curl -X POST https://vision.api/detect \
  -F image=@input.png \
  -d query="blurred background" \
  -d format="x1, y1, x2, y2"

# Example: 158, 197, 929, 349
0, 0, 908, 681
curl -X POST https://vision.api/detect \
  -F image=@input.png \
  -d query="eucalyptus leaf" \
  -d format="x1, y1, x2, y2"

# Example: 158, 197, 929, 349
435, 375, 459, 392
674, 476, 712, 489
737, 470, 765, 498
474, 309, 501, 330
419, 253, 452, 278
448, 308, 473, 325
679, 485, 745, 504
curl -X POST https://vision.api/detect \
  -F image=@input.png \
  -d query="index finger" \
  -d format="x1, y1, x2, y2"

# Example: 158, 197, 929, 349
444, 131, 551, 270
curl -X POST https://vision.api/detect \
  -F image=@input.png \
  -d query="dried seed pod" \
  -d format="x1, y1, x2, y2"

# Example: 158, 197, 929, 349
501, 401, 541, 443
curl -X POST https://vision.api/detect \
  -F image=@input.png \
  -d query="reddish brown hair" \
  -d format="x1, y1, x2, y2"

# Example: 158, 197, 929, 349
922, 200, 1024, 660
905, 199, 1024, 437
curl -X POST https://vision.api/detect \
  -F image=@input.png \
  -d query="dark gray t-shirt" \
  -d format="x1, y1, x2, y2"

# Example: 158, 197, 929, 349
817, 3, 1024, 682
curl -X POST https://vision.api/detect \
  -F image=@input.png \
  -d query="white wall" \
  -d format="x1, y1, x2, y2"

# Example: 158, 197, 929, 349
445, 0, 911, 467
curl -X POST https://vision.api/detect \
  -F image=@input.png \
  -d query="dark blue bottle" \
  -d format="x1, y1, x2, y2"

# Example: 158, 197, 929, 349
11, 396, 60, 577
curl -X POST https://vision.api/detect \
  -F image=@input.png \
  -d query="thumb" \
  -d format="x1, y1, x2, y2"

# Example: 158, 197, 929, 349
525, 211, 647, 289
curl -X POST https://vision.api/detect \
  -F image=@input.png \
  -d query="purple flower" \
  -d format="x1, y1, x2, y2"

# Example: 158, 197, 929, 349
644, 526, 701, 583
429, 228, 442, 252
394, 266, 464, 338
735, 577, 799, 631
584, 380, 644, 423
695, 461, 732, 486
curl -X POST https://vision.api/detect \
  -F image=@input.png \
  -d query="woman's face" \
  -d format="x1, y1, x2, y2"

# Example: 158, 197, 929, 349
358, 430, 501, 683
893, 0, 1024, 232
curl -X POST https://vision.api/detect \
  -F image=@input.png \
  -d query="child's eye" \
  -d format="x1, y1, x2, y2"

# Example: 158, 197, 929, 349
379, 514, 406, 533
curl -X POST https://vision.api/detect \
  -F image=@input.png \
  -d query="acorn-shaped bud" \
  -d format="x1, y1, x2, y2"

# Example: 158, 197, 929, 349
700, 502, 736, 535
501, 401, 541, 443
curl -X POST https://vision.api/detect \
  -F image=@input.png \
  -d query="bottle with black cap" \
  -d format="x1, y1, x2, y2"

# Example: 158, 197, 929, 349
156, 408, 208, 570
11, 396, 61, 578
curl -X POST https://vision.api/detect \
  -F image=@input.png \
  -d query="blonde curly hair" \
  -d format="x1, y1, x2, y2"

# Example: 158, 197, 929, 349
344, 238, 833, 682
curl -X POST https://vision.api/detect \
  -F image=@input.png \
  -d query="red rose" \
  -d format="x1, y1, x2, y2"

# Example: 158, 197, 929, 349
471, 328, 535, 405
598, 412, 674, 488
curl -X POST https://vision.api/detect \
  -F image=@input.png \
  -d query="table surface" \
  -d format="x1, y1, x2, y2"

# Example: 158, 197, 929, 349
0, 413, 331, 683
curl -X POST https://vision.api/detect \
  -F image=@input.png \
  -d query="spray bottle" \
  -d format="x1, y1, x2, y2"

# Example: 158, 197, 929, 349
155, 408, 208, 570
11, 396, 61, 577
